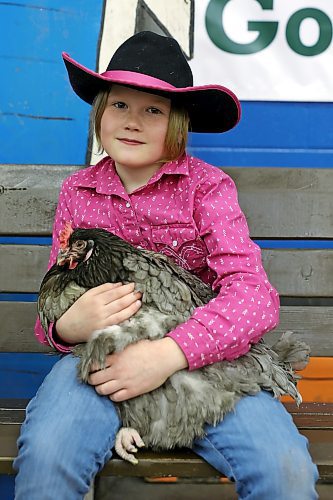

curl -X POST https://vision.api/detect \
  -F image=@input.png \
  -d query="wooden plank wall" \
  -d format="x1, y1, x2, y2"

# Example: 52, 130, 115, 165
1, 165, 333, 238
2, 245, 333, 297
1, 165, 333, 358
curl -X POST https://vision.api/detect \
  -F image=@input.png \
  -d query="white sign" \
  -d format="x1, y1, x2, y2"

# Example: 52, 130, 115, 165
91, 0, 194, 164
189, 0, 333, 102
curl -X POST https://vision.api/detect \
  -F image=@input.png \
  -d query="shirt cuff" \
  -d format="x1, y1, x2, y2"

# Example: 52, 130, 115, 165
47, 322, 74, 353
166, 317, 252, 371
35, 317, 73, 353
166, 318, 215, 370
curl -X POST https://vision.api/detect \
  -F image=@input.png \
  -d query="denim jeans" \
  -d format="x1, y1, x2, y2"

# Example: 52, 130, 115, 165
14, 354, 318, 499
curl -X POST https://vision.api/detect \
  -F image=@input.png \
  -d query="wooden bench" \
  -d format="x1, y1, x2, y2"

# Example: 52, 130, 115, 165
1, 165, 333, 491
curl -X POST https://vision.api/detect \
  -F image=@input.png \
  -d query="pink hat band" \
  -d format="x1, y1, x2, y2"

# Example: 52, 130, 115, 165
100, 70, 177, 91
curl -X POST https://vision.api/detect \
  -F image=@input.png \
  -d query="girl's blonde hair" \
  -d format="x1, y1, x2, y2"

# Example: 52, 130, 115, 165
91, 89, 190, 162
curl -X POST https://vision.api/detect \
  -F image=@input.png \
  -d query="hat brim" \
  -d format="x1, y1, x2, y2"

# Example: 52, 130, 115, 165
63, 52, 241, 133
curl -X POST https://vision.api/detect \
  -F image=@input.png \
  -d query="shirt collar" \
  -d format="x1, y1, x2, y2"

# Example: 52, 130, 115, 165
149, 154, 190, 184
72, 154, 190, 197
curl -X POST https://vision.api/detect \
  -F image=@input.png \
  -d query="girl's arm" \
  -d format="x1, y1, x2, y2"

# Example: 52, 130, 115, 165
34, 178, 75, 350
35, 178, 141, 350
88, 337, 188, 402
166, 172, 280, 370
55, 282, 142, 344
89, 173, 278, 401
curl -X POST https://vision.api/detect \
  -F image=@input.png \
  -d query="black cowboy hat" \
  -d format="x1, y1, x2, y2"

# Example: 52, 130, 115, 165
62, 31, 241, 133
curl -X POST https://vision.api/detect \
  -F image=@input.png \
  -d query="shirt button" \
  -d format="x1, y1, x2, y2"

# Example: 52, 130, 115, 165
126, 202, 131, 208
172, 240, 178, 247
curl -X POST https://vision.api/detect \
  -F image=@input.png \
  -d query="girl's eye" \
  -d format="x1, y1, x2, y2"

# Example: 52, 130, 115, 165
147, 107, 162, 114
112, 101, 127, 109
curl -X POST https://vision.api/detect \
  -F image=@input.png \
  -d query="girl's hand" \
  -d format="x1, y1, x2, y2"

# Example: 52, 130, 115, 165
55, 283, 142, 344
88, 337, 188, 401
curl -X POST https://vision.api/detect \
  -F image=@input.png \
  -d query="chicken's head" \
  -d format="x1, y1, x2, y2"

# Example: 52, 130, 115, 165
57, 223, 95, 270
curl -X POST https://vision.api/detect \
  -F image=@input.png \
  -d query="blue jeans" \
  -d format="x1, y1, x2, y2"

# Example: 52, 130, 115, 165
14, 354, 318, 499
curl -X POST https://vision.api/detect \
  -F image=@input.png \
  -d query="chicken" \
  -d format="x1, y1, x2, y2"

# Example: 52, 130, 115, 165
38, 223, 310, 464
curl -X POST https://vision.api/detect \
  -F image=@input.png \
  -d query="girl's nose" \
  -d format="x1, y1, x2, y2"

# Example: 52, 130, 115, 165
124, 110, 142, 131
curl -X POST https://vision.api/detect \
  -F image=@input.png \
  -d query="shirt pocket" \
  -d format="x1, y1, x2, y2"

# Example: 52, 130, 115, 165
151, 225, 207, 273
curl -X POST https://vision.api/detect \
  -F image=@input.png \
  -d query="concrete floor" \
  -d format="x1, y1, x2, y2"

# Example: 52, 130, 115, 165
95, 477, 333, 500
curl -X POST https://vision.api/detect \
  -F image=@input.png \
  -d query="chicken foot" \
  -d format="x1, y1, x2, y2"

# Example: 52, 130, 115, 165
115, 427, 145, 464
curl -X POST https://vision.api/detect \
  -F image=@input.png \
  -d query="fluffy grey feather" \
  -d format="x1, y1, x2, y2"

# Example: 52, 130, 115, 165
38, 227, 310, 455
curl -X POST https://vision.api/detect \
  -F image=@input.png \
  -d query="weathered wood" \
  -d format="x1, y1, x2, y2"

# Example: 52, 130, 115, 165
1, 399, 330, 428
0, 165, 81, 235
261, 249, 333, 297
52, 437, 333, 480
0, 245, 49, 293
1, 165, 333, 238
225, 167, 333, 239
6, 401, 331, 477
0, 399, 30, 423
2, 246, 333, 298
1, 417, 332, 478
0, 302, 51, 353
265, 307, 333, 355
1, 302, 332, 355
284, 403, 333, 428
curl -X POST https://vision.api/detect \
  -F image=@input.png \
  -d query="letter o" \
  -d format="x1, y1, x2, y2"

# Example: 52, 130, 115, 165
286, 8, 332, 56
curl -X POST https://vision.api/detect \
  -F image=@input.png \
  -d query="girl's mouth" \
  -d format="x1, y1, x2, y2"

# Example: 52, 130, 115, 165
118, 138, 144, 145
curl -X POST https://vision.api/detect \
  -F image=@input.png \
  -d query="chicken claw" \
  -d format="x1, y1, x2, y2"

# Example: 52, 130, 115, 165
115, 427, 145, 464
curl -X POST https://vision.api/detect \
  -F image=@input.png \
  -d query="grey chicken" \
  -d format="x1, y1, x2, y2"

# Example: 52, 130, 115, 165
38, 224, 310, 464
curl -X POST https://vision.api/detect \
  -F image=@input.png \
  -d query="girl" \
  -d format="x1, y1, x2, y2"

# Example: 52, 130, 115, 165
14, 31, 318, 499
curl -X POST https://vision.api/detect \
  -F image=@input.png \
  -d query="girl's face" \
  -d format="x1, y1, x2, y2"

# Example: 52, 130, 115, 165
100, 84, 171, 174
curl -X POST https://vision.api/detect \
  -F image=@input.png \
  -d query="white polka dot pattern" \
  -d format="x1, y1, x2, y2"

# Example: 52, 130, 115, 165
35, 155, 279, 368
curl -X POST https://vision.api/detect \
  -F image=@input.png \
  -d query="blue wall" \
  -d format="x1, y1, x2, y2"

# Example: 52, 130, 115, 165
189, 101, 333, 168
1, 0, 104, 165
1, 2, 333, 167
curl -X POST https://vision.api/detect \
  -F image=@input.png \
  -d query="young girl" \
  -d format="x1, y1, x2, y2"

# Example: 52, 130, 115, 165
14, 31, 318, 499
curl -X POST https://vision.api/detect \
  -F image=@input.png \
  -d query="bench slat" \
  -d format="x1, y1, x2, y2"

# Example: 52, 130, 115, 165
1, 165, 333, 238
265, 307, 333, 355
1, 302, 332, 356
226, 167, 333, 239
262, 249, 333, 298
284, 403, 333, 428
0, 165, 79, 236
1, 400, 331, 427
2, 245, 333, 297
0, 245, 49, 293
1, 421, 332, 478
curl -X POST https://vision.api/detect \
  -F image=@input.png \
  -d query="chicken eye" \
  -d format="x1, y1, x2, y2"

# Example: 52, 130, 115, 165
74, 240, 86, 249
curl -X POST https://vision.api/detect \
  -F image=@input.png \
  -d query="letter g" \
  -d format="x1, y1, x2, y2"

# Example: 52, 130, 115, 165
206, 0, 278, 54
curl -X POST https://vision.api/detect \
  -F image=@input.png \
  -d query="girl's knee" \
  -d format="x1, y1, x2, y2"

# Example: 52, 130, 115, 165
15, 423, 63, 476
276, 447, 316, 477
20, 413, 74, 455
253, 443, 318, 499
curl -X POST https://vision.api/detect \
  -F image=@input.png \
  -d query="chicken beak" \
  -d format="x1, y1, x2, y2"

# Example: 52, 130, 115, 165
57, 249, 68, 266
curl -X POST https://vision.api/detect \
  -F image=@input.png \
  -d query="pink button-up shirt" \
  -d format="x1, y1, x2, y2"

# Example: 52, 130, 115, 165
35, 154, 279, 370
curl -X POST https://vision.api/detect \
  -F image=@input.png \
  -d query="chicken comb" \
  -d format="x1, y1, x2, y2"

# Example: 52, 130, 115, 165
59, 222, 73, 249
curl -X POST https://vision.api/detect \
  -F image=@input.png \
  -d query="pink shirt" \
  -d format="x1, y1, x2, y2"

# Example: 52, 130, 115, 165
35, 154, 279, 370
